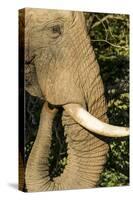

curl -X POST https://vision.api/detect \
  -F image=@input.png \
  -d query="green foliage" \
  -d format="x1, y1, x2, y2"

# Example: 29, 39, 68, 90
99, 138, 129, 187
48, 110, 68, 178
85, 12, 129, 187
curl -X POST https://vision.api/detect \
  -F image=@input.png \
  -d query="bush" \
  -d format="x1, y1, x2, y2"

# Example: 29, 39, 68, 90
86, 12, 129, 187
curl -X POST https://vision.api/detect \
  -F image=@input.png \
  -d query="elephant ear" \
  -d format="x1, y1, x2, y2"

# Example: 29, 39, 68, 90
25, 63, 43, 98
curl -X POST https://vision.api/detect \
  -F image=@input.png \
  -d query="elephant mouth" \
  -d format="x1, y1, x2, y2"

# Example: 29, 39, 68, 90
47, 102, 129, 138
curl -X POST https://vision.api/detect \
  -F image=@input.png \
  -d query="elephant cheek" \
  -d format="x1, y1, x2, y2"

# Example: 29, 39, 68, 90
45, 70, 84, 106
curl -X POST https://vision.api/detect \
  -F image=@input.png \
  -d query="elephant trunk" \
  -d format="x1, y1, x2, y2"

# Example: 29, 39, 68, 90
25, 103, 57, 191
26, 102, 109, 191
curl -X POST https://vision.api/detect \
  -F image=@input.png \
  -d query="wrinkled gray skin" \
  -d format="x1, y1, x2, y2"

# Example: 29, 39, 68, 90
23, 8, 109, 191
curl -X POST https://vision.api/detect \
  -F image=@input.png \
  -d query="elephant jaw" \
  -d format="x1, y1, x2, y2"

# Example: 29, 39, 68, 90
63, 103, 129, 137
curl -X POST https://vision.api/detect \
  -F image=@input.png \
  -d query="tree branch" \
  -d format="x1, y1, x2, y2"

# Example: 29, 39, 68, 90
91, 39, 128, 50
91, 14, 127, 29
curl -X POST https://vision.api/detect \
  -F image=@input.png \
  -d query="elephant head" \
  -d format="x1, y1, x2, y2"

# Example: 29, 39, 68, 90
20, 8, 129, 191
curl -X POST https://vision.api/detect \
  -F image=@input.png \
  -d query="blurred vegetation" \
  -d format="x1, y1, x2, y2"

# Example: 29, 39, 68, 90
25, 12, 129, 187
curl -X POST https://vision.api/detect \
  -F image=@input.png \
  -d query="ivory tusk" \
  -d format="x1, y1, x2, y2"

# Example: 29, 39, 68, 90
63, 104, 129, 137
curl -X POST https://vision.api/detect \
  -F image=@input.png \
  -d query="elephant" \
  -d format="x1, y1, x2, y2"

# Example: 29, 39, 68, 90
19, 8, 129, 192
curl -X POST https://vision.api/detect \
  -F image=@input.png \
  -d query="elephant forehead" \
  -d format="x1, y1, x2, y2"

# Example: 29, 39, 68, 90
25, 8, 74, 25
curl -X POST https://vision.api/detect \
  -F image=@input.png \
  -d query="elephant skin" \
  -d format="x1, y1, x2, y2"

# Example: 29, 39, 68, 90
19, 8, 127, 192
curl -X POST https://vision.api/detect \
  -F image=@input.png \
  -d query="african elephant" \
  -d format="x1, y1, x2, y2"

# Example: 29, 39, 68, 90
20, 8, 129, 192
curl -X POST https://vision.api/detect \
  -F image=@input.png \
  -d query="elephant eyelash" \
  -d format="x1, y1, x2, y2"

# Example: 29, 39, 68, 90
48, 24, 64, 39
52, 25, 62, 34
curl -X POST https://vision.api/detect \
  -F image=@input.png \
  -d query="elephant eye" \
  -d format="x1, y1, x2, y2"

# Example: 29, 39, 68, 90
52, 25, 61, 34
49, 24, 63, 39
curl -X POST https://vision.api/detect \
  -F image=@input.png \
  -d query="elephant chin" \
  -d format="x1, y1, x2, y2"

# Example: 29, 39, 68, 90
63, 103, 129, 138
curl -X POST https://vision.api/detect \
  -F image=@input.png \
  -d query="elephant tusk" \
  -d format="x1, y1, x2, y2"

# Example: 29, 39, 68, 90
63, 103, 129, 137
